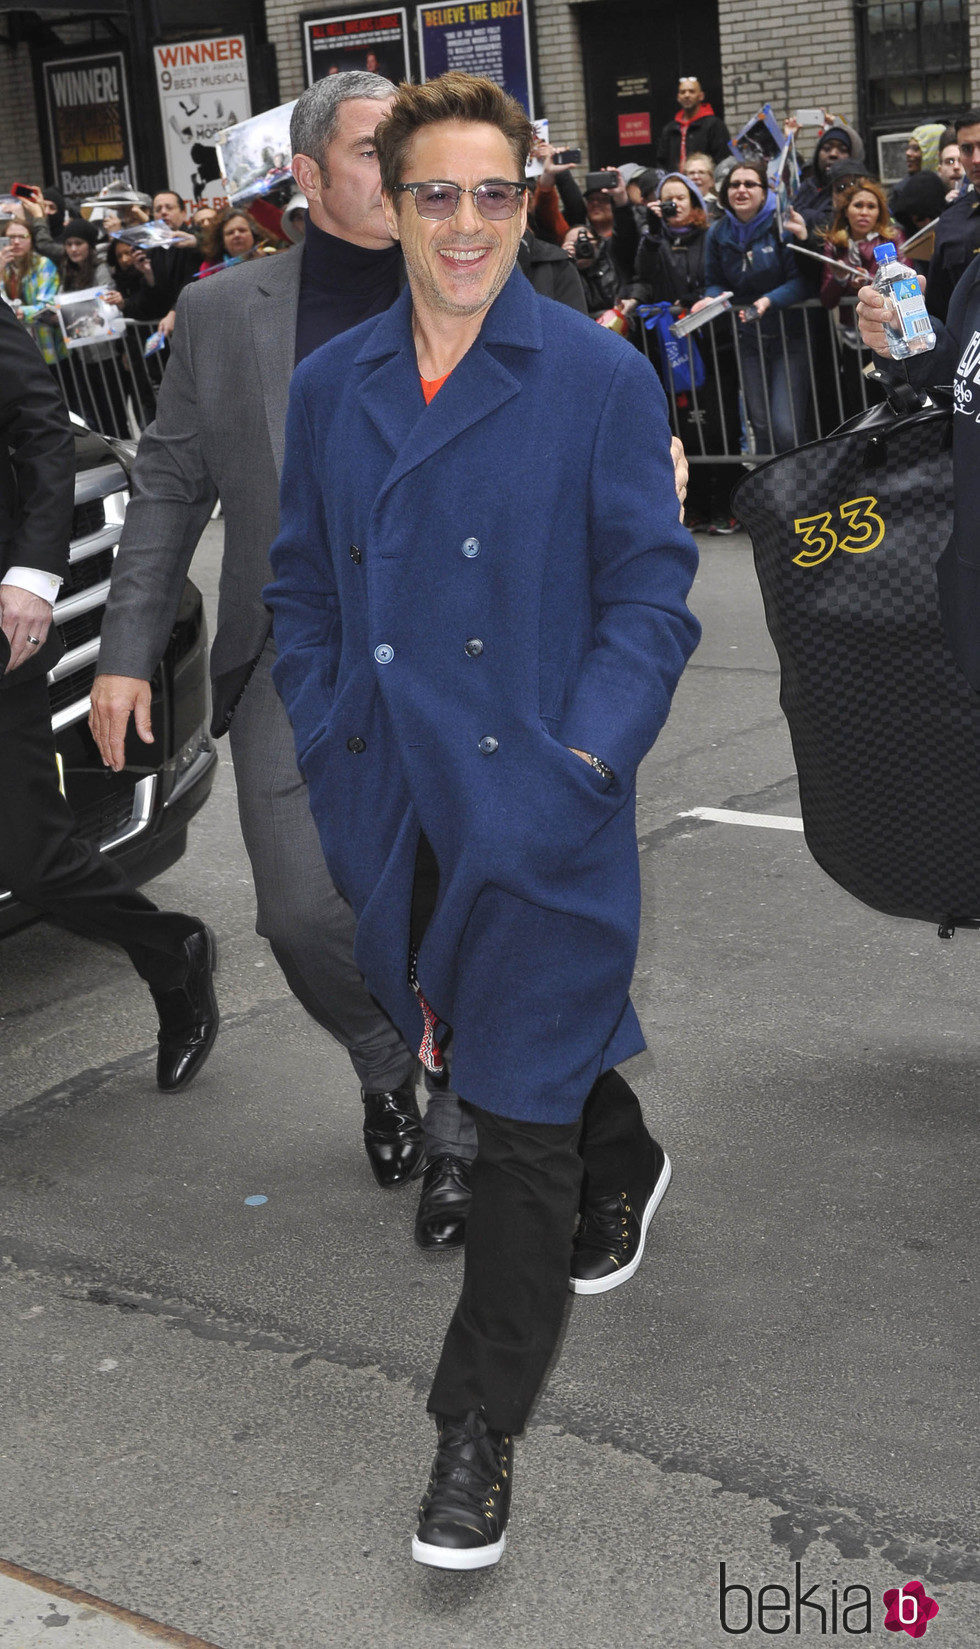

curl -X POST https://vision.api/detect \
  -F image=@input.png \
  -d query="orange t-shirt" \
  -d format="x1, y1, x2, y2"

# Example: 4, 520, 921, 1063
420, 371, 451, 404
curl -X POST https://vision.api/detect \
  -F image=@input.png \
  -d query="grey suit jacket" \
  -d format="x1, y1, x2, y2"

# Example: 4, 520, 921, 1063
97, 245, 303, 733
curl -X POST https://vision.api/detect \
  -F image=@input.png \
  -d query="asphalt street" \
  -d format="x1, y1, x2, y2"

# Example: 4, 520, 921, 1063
0, 524, 977, 1648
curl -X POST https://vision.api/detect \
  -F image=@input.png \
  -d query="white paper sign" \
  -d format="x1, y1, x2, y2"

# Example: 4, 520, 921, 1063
153, 36, 252, 211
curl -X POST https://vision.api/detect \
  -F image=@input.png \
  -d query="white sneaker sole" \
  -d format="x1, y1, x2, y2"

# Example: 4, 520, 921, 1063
569, 1152, 672, 1295
412, 1531, 506, 1569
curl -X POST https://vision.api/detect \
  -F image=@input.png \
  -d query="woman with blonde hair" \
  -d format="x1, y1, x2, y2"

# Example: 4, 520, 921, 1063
820, 178, 904, 415
0, 207, 62, 363
820, 177, 904, 311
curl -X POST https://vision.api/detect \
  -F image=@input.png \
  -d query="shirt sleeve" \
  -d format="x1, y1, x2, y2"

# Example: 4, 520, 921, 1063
1, 566, 62, 600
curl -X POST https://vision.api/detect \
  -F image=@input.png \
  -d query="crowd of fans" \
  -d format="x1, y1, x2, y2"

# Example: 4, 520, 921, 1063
0, 180, 281, 436
4, 76, 980, 530
518, 83, 980, 530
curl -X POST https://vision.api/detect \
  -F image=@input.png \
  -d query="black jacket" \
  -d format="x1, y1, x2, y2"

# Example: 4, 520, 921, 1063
629, 225, 707, 307
925, 188, 980, 323
0, 299, 74, 684
901, 255, 980, 688
656, 109, 730, 171
517, 233, 588, 312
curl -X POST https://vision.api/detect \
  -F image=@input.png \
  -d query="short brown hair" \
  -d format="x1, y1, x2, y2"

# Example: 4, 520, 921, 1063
718, 157, 769, 210
375, 72, 534, 196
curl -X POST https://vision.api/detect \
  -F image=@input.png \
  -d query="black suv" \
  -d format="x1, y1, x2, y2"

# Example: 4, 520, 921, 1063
0, 423, 217, 934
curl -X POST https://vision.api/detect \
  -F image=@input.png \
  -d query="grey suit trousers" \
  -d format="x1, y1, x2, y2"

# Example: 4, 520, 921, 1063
228, 644, 476, 1159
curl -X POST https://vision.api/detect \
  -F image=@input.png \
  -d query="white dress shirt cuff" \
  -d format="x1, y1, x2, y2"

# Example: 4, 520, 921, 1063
1, 566, 62, 602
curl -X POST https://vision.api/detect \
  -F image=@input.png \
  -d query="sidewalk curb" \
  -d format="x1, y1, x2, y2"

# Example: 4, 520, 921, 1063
0, 1560, 224, 1648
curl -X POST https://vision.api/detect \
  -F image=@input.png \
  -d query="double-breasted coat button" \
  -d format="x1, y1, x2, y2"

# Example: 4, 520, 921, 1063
347, 736, 366, 753
374, 643, 394, 664
464, 638, 484, 657
349, 544, 362, 564
478, 735, 498, 754
461, 536, 480, 558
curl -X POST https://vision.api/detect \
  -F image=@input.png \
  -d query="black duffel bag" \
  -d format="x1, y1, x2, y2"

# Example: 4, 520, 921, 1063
732, 388, 980, 932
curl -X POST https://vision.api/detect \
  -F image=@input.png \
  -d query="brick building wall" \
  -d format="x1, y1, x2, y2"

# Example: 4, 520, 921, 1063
264, 0, 308, 100
0, 40, 45, 189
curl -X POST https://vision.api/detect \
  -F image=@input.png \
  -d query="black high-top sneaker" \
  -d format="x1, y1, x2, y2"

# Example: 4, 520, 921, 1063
569, 1139, 672, 1295
412, 1411, 512, 1570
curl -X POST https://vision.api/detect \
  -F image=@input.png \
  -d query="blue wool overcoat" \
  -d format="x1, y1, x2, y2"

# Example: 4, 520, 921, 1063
265, 268, 700, 1124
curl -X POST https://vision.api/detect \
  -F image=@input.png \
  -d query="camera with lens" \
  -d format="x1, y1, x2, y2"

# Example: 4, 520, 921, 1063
574, 230, 596, 261
661, 198, 680, 219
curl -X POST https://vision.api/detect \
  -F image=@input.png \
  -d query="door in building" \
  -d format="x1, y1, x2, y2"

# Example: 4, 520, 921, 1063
577, 0, 723, 170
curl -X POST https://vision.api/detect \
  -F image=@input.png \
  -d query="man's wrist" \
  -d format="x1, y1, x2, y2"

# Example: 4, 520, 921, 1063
570, 747, 615, 782
2, 567, 62, 603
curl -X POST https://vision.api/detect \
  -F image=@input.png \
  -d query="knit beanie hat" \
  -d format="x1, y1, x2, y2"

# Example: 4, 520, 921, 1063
63, 216, 100, 248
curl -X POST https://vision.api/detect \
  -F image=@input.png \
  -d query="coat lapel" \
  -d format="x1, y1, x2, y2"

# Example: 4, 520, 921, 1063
247, 246, 303, 480
353, 268, 544, 503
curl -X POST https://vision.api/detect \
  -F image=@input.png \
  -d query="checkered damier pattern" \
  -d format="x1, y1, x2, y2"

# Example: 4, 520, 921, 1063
734, 404, 980, 928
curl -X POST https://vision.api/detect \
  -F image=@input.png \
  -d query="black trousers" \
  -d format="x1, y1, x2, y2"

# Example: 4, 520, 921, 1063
428, 1068, 659, 1433
0, 671, 198, 988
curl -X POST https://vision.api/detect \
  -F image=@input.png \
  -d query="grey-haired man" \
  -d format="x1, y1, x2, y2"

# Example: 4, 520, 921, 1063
90, 72, 477, 1236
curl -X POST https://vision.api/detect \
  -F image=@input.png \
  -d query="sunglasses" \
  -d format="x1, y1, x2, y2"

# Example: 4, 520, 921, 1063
392, 180, 527, 221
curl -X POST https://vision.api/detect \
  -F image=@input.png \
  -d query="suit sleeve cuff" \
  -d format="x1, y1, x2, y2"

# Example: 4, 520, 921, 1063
1, 566, 62, 602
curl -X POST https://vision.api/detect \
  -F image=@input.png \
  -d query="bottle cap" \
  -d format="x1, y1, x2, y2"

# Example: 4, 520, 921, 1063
873, 242, 897, 262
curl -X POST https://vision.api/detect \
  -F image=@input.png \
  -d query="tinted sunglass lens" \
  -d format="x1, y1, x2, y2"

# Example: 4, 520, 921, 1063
475, 185, 521, 218
416, 185, 459, 218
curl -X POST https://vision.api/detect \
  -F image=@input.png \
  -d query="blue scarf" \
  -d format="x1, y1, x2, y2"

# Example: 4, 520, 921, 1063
724, 189, 779, 250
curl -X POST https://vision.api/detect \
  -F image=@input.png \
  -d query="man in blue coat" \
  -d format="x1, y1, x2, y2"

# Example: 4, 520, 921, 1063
265, 72, 700, 1570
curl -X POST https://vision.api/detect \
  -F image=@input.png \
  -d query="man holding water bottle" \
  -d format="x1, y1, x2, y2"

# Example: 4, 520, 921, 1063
857, 258, 980, 689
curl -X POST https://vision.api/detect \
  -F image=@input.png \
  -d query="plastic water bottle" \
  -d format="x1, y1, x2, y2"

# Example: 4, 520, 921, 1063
871, 242, 936, 358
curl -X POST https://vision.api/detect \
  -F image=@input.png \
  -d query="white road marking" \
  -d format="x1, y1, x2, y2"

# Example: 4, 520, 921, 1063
681, 807, 805, 832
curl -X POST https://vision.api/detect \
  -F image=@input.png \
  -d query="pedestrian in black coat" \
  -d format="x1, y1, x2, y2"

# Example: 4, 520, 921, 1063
656, 76, 730, 171
0, 299, 218, 1090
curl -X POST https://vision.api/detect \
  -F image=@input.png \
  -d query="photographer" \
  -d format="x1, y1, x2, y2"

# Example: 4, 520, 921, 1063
561, 222, 626, 317
627, 174, 710, 308
625, 174, 740, 531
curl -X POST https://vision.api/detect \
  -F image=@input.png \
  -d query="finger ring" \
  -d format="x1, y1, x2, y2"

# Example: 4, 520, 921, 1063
26, 634, 41, 646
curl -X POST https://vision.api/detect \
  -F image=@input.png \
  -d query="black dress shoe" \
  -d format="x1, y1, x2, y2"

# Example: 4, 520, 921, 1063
362, 1075, 425, 1187
151, 925, 219, 1092
568, 1139, 671, 1295
414, 1153, 471, 1249
412, 1411, 512, 1570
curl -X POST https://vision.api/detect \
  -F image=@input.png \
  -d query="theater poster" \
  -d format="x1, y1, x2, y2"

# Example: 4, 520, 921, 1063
39, 48, 138, 201
153, 36, 252, 210
416, 0, 534, 118
301, 9, 412, 85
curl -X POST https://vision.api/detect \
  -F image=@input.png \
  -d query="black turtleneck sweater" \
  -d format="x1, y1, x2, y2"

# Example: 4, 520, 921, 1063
295, 215, 402, 365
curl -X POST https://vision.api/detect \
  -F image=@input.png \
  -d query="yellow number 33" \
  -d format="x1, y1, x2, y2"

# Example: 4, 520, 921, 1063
792, 497, 885, 568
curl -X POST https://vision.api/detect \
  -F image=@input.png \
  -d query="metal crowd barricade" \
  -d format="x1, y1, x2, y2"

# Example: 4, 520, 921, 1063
637, 296, 877, 463
28, 317, 166, 442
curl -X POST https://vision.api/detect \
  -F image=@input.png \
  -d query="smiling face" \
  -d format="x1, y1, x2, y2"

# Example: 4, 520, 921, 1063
846, 188, 881, 240
905, 139, 922, 172
384, 119, 526, 323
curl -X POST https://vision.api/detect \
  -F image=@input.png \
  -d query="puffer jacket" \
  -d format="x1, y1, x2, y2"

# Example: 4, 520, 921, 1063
704, 206, 810, 338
